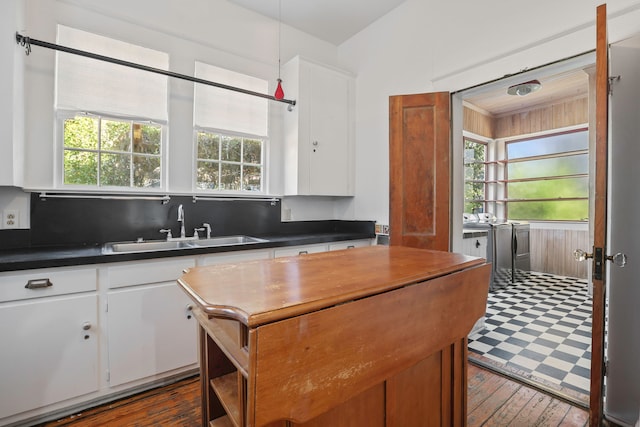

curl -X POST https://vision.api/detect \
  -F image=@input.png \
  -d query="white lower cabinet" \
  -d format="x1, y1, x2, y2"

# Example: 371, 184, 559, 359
105, 257, 197, 387
462, 235, 488, 258
0, 267, 98, 424
107, 282, 197, 387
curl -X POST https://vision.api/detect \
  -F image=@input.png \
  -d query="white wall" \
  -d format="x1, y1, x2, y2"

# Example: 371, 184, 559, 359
339, 0, 640, 226
10, 0, 640, 226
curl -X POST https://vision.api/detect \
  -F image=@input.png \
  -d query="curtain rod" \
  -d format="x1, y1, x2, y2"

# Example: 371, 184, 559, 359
15, 32, 297, 108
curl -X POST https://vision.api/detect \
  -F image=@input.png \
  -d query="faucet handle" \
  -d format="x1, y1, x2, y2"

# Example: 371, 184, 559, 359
159, 229, 172, 240
193, 227, 205, 239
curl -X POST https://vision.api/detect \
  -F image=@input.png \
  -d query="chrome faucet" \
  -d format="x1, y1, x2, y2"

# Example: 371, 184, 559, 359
177, 204, 186, 239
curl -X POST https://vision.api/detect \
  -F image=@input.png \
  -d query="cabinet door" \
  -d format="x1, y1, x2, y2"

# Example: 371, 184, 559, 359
0, 294, 98, 419
107, 282, 197, 387
308, 65, 351, 196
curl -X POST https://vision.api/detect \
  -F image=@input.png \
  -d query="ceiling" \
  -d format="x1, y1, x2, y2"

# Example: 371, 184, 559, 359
464, 69, 589, 116
227, 0, 408, 45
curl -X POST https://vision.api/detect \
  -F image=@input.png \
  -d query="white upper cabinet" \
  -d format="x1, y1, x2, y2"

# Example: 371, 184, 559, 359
282, 56, 355, 196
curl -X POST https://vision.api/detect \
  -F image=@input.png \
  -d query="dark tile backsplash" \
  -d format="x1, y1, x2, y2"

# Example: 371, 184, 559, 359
0, 193, 373, 250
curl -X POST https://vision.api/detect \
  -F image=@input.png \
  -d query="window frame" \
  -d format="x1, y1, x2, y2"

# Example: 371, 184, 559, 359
56, 111, 168, 191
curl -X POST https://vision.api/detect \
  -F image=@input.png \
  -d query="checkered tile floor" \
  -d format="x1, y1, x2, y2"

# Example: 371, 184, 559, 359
468, 271, 592, 397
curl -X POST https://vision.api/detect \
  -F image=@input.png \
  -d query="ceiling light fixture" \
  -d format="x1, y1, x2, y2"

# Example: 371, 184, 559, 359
274, 0, 285, 100
507, 79, 542, 96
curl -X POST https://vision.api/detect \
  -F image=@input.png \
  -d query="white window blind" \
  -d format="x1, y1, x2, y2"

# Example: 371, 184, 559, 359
194, 62, 268, 137
56, 25, 169, 122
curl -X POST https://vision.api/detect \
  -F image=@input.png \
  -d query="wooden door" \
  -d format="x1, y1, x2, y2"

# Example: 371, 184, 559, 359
389, 92, 450, 251
589, 4, 608, 425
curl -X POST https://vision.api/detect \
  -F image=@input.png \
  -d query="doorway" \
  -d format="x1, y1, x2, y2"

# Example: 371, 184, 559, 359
451, 52, 596, 407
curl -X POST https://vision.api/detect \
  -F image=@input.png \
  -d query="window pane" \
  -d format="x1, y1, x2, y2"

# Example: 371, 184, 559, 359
508, 177, 588, 199
508, 154, 588, 179
101, 152, 131, 186
243, 165, 262, 191
196, 161, 219, 190
508, 200, 588, 221
64, 116, 98, 149
220, 137, 242, 162
64, 150, 97, 185
508, 131, 588, 159
464, 140, 485, 162
465, 182, 485, 201
134, 123, 161, 155
465, 201, 484, 214
220, 163, 241, 190
133, 155, 160, 188
197, 133, 220, 160
243, 139, 262, 164
465, 163, 485, 181
101, 120, 131, 152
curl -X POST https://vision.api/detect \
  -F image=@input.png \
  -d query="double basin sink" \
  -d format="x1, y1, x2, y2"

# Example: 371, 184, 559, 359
102, 235, 268, 254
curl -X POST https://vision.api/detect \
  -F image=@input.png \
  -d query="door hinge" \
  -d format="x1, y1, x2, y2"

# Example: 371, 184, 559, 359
604, 360, 609, 377
105, 301, 108, 312
609, 75, 621, 95
106, 370, 110, 382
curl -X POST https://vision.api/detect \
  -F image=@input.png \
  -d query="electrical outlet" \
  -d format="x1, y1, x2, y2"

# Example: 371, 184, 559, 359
3, 210, 19, 229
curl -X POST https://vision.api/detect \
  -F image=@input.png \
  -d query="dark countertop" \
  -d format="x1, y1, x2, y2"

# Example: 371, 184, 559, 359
0, 232, 375, 273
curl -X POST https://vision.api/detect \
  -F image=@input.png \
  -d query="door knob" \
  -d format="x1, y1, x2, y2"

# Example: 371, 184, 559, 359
573, 249, 593, 261
574, 248, 627, 266
607, 252, 627, 267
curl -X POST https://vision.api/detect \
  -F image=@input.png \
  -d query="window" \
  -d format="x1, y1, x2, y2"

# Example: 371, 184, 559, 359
56, 25, 168, 189
506, 129, 589, 221
63, 116, 161, 187
464, 138, 488, 214
196, 133, 263, 191
193, 62, 268, 192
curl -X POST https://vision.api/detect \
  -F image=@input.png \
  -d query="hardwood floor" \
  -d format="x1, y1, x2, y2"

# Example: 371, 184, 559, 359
38, 365, 589, 426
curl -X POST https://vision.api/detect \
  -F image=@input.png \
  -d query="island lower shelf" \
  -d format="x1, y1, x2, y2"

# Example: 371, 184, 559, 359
179, 246, 491, 427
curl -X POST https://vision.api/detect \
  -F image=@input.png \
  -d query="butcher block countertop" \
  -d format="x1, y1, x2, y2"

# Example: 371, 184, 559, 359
178, 245, 485, 327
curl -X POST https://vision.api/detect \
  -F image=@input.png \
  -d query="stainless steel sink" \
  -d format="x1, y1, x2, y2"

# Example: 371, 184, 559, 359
191, 235, 268, 247
102, 235, 268, 253
102, 240, 196, 254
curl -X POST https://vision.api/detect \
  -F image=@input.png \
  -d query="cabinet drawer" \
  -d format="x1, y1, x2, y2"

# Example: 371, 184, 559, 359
274, 244, 328, 258
328, 239, 371, 251
0, 266, 97, 303
107, 257, 196, 289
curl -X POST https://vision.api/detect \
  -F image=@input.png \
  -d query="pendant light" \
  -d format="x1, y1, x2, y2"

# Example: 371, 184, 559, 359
274, 0, 285, 100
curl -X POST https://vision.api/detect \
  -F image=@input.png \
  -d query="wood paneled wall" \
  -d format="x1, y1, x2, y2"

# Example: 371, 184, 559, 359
494, 97, 588, 139
463, 106, 494, 138
530, 227, 589, 279
463, 97, 588, 140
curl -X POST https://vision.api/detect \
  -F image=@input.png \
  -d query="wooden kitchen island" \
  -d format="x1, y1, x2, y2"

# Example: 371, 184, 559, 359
178, 246, 491, 427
